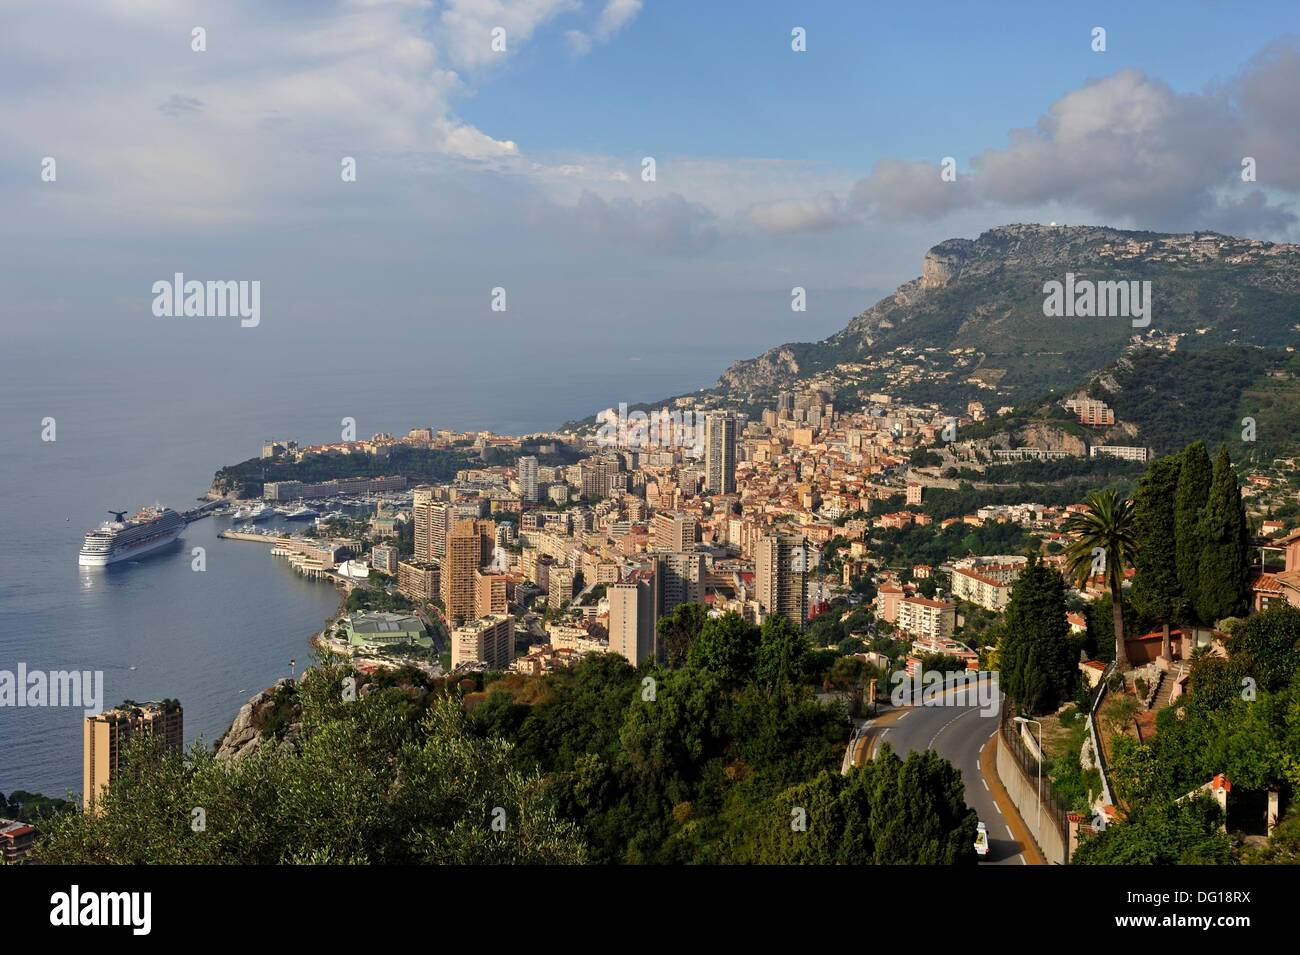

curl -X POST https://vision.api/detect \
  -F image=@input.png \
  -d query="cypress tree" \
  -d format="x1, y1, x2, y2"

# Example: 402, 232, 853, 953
1196, 447, 1251, 624
1131, 454, 1184, 659
1000, 556, 1074, 714
1174, 441, 1212, 623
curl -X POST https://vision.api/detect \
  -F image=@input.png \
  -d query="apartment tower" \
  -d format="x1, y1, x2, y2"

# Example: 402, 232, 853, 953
755, 533, 810, 629
441, 518, 496, 625
83, 700, 184, 812
608, 572, 658, 666
704, 412, 737, 495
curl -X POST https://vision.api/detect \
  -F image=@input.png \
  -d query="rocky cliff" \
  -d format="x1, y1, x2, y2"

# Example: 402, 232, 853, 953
215, 680, 302, 763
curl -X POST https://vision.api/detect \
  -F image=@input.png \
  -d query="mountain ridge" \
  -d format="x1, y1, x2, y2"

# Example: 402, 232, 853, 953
717, 223, 1300, 403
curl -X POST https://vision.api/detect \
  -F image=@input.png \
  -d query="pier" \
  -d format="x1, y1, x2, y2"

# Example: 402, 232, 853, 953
219, 530, 279, 544
182, 500, 227, 523
218, 529, 364, 593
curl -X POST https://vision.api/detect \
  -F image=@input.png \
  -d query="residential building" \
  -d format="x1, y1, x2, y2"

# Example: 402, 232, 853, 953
1090, 445, 1150, 463
0, 819, 36, 864
652, 511, 698, 552
755, 533, 810, 629
897, 596, 956, 641
371, 543, 399, 575
548, 564, 575, 609
475, 570, 509, 617
451, 614, 515, 670
704, 412, 737, 495
411, 486, 439, 561
518, 455, 539, 503
653, 550, 703, 614
951, 565, 1020, 611
875, 581, 904, 624
1064, 397, 1116, 426
397, 560, 438, 600
83, 700, 184, 812
442, 518, 495, 625
608, 574, 657, 666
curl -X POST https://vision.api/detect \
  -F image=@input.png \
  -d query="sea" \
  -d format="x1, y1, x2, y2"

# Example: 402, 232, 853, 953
0, 329, 753, 800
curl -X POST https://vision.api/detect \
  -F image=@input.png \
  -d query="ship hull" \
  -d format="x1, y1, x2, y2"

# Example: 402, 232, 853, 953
79, 527, 183, 566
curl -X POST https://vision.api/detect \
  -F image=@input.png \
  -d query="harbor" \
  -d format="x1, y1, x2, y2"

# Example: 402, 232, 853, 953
219, 527, 367, 588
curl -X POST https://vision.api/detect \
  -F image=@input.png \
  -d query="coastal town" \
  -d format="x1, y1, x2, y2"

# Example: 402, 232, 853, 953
7, 369, 1295, 870
12, 0, 1300, 927
218, 385, 1297, 691
237, 375, 1297, 865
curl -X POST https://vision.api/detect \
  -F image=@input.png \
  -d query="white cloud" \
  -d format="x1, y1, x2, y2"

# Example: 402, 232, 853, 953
760, 45, 1300, 238
596, 0, 643, 37
438, 0, 581, 69
748, 193, 853, 234
567, 0, 643, 56
565, 29, 594, 55
554, 190, 720, 255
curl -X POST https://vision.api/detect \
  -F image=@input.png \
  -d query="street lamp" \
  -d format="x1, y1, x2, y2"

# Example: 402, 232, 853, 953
1013, 716, 1043, 830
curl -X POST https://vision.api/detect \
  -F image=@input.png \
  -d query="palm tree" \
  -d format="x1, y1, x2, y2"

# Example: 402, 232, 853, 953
1064, 489, 1137, 671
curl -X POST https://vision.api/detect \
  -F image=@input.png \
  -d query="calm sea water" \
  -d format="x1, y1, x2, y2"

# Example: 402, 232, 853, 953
0, 331, 735, 799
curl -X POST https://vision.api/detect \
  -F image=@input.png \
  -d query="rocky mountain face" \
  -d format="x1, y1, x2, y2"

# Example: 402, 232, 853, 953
215, 680, 302, 763
717, 223, 1300, 401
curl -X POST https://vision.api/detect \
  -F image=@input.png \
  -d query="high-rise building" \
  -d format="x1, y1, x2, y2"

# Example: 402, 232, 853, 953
451, 614, 515, 670
475, 569, 509, 617
414, 494, 483, 562
397, 560, 439, 600
412, 489, 477, 562
371, 543, 399, 575
651, 512, 698, 552
653, 551, 703, 614
428, 502, 451, 560
411, 486, 437, 561
704, 413, 737, 495
518, 455, 539, 504
548, 564, 575, 609
755, 534, 810, 629
608, 573, 657, 666
83, 700, 184, 812
580, 455, 621, 501
441, 518, 495, 625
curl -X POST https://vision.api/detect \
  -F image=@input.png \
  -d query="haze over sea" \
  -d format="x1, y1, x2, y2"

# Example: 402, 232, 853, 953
1, 320, 852, 799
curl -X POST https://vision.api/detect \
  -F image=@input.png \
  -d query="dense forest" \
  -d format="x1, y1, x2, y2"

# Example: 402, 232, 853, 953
1103, 347, 1290, 457
212, 446, 478, 497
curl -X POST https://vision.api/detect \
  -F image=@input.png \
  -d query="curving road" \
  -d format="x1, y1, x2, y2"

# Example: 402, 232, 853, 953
851, 683, 1036, 865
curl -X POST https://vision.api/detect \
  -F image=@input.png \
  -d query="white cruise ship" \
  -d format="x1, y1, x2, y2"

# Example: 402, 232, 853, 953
79, 506, 185, 567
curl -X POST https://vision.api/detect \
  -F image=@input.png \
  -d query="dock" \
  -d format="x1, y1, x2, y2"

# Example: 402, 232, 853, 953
219, 530, 364, 593
219, 530, 279, 544
182, 500, 227, 524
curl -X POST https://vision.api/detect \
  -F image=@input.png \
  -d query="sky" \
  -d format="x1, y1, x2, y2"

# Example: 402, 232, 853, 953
3, 0, 1300, 415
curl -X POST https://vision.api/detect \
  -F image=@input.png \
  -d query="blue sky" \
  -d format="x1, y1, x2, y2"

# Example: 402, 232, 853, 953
462, 2, 1299, 164
2, 1, 1300, 420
